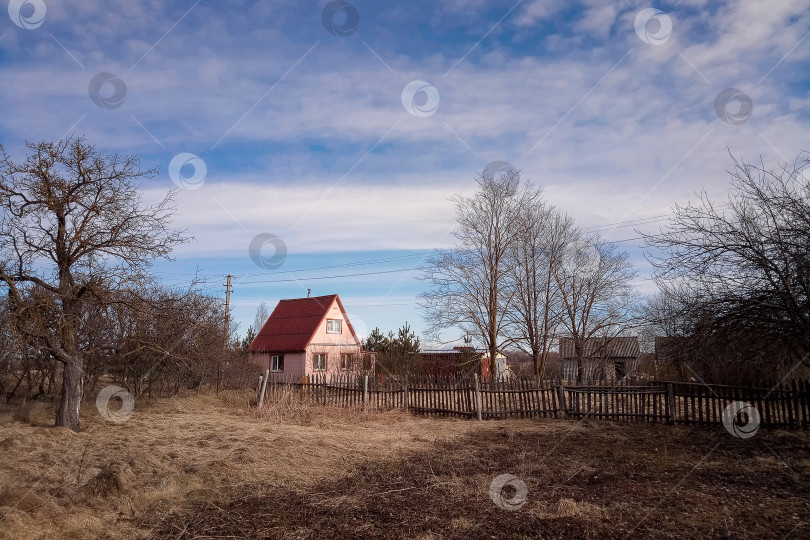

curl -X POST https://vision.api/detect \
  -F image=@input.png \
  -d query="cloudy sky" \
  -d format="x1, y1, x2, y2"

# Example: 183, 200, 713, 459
1, 0, 808, 344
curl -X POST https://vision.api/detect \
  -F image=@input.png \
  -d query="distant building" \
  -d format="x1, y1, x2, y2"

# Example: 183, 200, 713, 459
505, 352, 561, 378
419, 347, 508, 382
559, 336, 640, 381
248, 294, 374, 377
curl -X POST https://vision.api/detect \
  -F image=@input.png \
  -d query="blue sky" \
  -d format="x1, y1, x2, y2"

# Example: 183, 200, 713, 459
1, 0, 809, 345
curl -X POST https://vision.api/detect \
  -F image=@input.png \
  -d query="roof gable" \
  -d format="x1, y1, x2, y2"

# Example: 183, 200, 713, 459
303, 294, 360, 349
249, 294, 359, 353
249, 295, 336, 352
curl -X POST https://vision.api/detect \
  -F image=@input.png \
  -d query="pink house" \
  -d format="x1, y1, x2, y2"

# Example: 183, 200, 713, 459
248, 294, 374, 377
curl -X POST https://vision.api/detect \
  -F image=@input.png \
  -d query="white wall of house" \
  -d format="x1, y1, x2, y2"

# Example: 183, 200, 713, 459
304, 298, 364, 375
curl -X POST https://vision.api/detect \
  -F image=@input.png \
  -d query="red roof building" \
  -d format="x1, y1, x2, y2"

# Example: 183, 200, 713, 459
249, 294, 373, 377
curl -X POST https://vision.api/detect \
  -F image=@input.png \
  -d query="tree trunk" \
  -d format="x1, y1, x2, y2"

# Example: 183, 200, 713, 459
489, 344, 498, 381
573, 338, 584, 384
56, 360, 83, 432
538, 350, 548, 380
532, 349, 541, 378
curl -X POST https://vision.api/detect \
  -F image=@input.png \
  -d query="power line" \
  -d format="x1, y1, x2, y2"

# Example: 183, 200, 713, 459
236, 267, 417, 285
154, 222, 669, 292
343, 302, 416, 307
150, 254, 431, 287
582, 204, 732, 233
583, 213, 675, 231
232, 252, 429, 279
604, 235, 646, 245
229, 300, 417, 308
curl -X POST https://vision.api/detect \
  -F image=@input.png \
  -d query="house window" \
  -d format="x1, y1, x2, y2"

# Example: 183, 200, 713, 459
363, 354, 372, 370
614, 361, 626, 380
271, 355, 284, 372
326, 319, 342, 334
341, 353, 353, 371
313, 353, 327, 371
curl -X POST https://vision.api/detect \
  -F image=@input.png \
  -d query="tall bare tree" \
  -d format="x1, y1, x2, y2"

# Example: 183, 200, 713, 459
419, 171, 542, 379
555, 236, 638, 382
508, 204, 576, 377
0, 137, 187, 431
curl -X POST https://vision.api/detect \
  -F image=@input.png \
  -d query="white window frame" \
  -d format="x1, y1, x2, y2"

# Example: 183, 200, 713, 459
313, 353, 327, 371
271, 355, 284, 372
341, 353, 352, 371
326, 319, 342, 334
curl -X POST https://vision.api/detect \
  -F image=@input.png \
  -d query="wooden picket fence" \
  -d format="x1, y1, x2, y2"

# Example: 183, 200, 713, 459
658, 379, 809, 429
255, 372, 810, 430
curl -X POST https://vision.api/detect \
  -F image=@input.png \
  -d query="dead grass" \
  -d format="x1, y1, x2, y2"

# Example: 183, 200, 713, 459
0, 390, 473, 539
1, 390, 809, 539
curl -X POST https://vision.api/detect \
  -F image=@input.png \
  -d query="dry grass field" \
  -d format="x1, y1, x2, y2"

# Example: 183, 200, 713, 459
0, 390, 808, 539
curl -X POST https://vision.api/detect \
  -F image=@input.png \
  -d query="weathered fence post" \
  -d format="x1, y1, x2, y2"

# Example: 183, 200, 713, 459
665, 382, 675, 425
557, 381, 566, 418
363, 375, 369, 412
403, 380, 409, 412
257, 370, 269, 408
788, 380, 796, 429
474, 373, 483, 420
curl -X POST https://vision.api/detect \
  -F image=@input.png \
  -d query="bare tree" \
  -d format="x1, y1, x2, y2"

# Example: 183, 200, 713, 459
555, 236, 638, 382
254, 302, 269, 332
645, 151, 810, 377
113, 287, 229, 397
508, 204, 576, 378
0, 137, 188, 431
642, 289, 693, 339
419, 171, 542, 379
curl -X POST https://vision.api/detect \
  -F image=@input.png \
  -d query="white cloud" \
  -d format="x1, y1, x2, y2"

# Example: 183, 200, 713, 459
574, 1, 618, 39
1, 0, 808, 255
514, 0, 567, 27
676, 0, 810, 77
155, 179, 469, 257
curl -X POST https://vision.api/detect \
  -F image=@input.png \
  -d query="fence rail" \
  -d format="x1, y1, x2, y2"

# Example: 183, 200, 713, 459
256, 372, 810, 430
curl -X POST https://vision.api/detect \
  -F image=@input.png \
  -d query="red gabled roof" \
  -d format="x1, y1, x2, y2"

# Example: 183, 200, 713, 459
248, 294, 358, 353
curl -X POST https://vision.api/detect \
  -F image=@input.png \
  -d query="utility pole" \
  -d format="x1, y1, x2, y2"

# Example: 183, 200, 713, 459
218, 274, 232, 395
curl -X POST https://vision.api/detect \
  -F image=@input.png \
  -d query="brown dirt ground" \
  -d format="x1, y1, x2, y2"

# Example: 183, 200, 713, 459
0, 390, 808, 539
